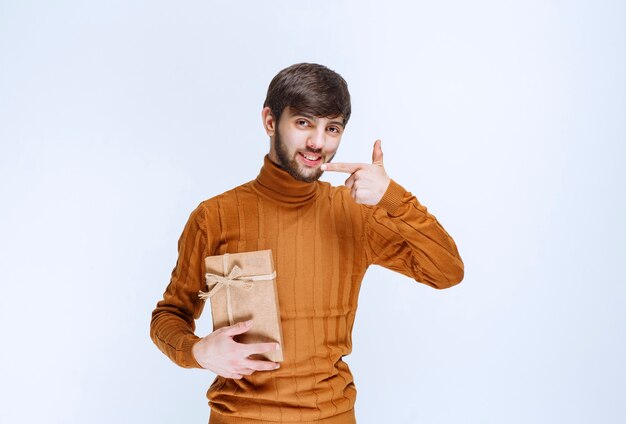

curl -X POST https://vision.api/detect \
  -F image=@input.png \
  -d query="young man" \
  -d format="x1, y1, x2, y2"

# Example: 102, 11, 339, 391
150, 63, 464, 424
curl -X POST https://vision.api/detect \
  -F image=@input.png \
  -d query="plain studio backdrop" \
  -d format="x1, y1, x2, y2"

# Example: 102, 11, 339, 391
0, 1, 624, 423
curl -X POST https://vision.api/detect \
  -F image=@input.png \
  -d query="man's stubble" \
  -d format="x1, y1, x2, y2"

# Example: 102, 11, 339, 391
273, 127, 335, 183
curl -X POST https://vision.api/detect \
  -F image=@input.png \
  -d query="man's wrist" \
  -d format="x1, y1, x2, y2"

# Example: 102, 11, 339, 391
178, 335, 203, 369
376, 179, 406, 215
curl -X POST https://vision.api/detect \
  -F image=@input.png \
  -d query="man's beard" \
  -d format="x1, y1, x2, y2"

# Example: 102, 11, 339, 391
274, 129, 331, 183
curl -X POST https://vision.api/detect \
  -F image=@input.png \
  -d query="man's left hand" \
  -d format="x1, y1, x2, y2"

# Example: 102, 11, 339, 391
322, 139, 391, 205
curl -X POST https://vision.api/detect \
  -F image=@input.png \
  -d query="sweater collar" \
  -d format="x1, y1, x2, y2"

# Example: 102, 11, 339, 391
251, 155, 319, 206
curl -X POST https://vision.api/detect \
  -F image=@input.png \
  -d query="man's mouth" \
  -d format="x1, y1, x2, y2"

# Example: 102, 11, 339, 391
298, 152, 322, 165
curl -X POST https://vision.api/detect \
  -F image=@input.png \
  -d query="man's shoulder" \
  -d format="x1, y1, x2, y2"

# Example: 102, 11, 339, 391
321, 180, 371, 207
318, 179, 343, 195
196, 179, 255, 209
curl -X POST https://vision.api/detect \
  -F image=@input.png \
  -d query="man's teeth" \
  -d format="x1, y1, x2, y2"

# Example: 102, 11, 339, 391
301, 153, 320, 161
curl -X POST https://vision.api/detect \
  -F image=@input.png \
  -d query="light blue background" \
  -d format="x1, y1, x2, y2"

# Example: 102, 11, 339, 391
1, 1, 624, 423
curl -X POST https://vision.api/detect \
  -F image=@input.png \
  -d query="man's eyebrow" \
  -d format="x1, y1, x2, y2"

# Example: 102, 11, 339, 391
296, 112, 345, 128
327, 118, 345, 128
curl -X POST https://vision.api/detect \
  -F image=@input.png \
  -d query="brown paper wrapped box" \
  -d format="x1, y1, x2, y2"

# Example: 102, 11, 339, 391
199, 250, 284, 362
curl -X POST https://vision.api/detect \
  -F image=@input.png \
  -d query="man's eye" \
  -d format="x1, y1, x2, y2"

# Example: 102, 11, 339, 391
328, 127, 339, 133
297, 120, 308, 127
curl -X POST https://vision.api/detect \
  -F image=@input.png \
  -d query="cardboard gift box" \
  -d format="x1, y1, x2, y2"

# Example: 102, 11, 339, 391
199, 250, 284, 362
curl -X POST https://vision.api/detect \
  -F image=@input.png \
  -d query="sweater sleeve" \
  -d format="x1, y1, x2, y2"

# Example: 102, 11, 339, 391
150, 203, 215, 368
364, 180, 464, 289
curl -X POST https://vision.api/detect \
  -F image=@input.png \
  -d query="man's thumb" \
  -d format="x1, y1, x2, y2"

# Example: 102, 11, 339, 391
372, 139, 384, 165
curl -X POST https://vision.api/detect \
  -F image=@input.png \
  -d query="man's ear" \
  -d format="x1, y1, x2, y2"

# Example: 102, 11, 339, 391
261, 106, 276, 136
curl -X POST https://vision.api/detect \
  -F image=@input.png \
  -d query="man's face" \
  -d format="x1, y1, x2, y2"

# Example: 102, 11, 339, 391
268, 107, 345, 183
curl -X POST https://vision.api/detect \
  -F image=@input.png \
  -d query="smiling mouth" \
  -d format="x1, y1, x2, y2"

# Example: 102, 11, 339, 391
298, 152, 322, 164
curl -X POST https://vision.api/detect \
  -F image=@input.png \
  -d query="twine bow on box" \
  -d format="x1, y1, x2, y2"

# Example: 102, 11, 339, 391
199, 254, 276, 326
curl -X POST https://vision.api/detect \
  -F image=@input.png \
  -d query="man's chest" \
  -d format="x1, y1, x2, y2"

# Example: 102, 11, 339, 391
215, 198, 369, 314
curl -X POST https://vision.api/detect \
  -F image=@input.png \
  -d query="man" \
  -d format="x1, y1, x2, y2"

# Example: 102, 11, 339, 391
150, 63, 464, 424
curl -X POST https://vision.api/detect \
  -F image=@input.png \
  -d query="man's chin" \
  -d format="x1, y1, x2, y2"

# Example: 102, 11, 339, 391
287, 163, 323, 183
294, 171, 323, 183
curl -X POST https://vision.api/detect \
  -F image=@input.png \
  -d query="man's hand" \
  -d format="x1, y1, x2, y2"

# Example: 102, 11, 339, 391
192, 320, 280, 379
321, 140, 391, 205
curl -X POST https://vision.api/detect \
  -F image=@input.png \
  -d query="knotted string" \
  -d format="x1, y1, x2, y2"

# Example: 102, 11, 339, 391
199, 254, 276, 326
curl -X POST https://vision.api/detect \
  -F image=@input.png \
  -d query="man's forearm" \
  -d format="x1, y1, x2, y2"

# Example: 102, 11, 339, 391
367, 180, 464, 289
150, 305, 203, 369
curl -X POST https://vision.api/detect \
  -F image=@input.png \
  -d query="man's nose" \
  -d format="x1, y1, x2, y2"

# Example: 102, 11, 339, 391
306, 128, 325, 150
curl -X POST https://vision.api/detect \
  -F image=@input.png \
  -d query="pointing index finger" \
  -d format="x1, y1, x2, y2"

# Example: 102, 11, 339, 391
321, 162, 364, 174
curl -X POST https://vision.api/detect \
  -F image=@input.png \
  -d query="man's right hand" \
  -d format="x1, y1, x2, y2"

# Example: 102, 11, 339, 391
192, 320, 280, 379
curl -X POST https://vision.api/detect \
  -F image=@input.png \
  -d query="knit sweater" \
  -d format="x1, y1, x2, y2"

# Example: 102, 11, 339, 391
150, 155, 464, 423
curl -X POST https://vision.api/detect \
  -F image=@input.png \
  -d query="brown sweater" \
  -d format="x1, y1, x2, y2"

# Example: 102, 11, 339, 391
150, 156, 464, 423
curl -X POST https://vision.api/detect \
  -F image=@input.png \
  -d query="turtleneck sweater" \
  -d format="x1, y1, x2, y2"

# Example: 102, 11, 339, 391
150, 155, 464, 423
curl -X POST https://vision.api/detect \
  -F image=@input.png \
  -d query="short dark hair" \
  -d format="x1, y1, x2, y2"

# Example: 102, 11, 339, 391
263, 63, 351, 126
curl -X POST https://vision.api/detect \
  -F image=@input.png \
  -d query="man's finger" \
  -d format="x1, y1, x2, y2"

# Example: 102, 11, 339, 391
243, 358, 281, 371
236, 367, 256, 376
321, 162, 364, 174
372, 139, 383, 165
221, 320, 253, 337
244, 342, 280, 356
344, 173, 356, 189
